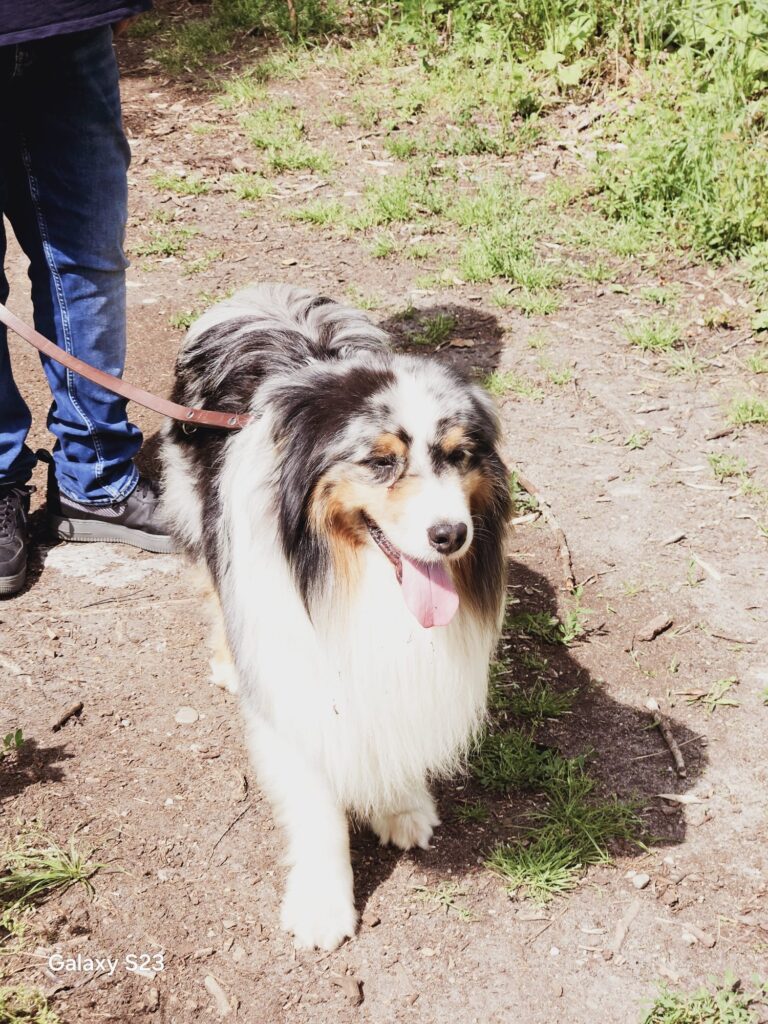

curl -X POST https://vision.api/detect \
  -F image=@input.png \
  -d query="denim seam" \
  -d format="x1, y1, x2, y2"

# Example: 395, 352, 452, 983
56, 464, 138, 507
19, 141, 122, 502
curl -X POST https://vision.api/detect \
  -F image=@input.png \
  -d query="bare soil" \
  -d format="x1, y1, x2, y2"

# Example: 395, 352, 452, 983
2, 16, 767, 1024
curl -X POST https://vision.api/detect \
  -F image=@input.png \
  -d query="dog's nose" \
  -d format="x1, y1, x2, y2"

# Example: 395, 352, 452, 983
428, 521, 468, 555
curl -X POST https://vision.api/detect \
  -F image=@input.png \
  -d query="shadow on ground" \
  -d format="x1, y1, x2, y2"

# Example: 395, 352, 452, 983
349, 555, 705, 914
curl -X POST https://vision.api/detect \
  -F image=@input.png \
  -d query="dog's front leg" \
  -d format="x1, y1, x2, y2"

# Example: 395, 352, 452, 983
248, 716, 357, 950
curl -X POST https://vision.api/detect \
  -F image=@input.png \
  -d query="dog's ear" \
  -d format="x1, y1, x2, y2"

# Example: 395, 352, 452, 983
273, 393, 333, 612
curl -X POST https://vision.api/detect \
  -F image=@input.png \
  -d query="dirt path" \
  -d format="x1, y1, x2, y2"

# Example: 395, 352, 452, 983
1, 23, 767, 1024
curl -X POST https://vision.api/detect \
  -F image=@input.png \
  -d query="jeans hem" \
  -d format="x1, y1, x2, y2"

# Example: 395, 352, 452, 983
57, 463, 139, 507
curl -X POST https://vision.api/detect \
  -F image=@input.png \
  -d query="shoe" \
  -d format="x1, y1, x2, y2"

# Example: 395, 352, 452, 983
48, 476, 177, 555
0, 485, 31, 597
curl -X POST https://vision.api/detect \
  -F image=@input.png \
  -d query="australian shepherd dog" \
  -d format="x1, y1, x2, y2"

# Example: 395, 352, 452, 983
161, 284, 511, 950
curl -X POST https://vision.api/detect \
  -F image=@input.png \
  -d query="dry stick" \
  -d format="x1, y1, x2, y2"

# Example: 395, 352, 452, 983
208, 803, 251, 864
51, 701, 84, 733
514, 471, 576, 591
645, 698, 687, 778
285, 0, 298, 39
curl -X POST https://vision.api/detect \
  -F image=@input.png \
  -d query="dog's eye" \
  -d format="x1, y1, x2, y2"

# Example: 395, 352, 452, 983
447, 448, 472, 467
366, 455, 397, 472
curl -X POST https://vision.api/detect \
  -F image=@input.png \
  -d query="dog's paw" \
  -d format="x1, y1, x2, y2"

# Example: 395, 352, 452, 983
280, 867, 357, 951
371, 796, 440, 851
209, 655, 239, 694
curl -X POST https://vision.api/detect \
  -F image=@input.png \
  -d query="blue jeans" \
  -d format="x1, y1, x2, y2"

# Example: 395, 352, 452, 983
0, 27, 141, 505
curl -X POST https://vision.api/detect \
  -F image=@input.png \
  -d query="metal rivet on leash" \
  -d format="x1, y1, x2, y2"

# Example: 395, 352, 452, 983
228, 416, 237, 426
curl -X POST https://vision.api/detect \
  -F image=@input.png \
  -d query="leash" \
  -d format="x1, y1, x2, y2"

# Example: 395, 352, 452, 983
0, 302, 254, 431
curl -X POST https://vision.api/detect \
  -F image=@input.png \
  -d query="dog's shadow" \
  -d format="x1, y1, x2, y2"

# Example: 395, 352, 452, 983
349, 554, 705, 914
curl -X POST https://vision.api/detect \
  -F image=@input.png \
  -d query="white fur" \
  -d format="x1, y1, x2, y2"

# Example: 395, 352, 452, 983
162, 285, 505, 950
209, 418, 497, 949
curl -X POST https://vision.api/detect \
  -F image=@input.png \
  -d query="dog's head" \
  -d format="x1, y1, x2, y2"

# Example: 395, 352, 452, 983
271, 354, 511, 628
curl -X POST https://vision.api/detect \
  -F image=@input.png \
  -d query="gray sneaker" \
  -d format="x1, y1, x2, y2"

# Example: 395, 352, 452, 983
48, 477, 177, 555
0, 485, 31, 596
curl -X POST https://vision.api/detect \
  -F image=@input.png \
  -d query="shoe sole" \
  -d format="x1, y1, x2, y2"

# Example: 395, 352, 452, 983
0, 565, 27, 597
50, 516, 177, 555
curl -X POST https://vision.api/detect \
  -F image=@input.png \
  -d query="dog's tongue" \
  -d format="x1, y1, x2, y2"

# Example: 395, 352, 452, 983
399, 555, 459, 629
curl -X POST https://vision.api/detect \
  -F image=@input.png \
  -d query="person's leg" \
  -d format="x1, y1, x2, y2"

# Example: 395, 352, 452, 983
0, 45, 37, 490
4, 27, 141, 505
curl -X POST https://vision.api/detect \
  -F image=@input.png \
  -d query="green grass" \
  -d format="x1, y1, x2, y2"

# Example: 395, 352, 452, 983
482, 743, 642, 901
746, 351, 768, 374
0, 985, 61, 1024
0, 831, 101, 914
729, 396, 768, 426
483, 371, 544, 401
413, 882, 472, 920
625, 431, 651, 451
225, 171, 270, 201
242, 101, 332, 174
133, 226, 197, 259
410, 312, 456, 347
506, 599, 590, 647
640, 285, 680, 307
352, 166, 447, 228
286, 199, 344, 226
1, 728, 23, 762
708, 453, 748, 482
454, 800, 489, 823
686, 677, 740, 714
641, 975, 768, 1024
665, 344, 706, 377
151, 172, 210, 196
625, 317, 682, 352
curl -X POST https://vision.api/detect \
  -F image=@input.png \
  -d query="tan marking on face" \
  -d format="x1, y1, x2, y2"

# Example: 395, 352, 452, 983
371, 432, 408, 460
440, 425, 470, 456
461, 466, 495, 511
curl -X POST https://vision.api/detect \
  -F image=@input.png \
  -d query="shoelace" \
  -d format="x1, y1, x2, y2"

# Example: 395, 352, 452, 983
0, 489, 25, 540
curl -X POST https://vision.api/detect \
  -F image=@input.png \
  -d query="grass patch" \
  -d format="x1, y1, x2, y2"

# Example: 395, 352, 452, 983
454, 800, 489, 823
746, 351, 768, 374
1, 729, 23, 762
641, 975, 767, 1024
708, 453, 748, 482
506, 597, 590, 647
0, 985, 61, 1024
225, 171, 270, 201
625, 317, 682, 352
242, 100, 332, 174
409, 312, 456, 347
665, 344, 706, 377
686, 677, 740, 714
286, 199, 343, 226
352, 166, 447, 228
413, 882, 472, 920
729, 396, 768, 426
482, 743, 642, 900
0, 831, 101, 915
151, 172, 210, 196
133, 226, 197, 259
483, 371, 544, 401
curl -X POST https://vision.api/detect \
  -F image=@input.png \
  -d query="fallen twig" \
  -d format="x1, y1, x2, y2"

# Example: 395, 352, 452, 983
514, 471, 576, 591
208, 803, 251, 863
645, 698, 686, 778
51, 701, 84, 733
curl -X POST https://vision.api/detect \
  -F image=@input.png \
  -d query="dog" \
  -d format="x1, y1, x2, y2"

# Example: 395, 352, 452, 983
160, 284, 511, 949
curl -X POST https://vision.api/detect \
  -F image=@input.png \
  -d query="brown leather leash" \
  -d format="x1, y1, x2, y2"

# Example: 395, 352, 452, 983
0, 302, 254, 431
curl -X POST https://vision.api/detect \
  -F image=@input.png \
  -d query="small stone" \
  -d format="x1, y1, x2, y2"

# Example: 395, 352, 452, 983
204, 974, 231, 1017
681, 929, 697, 946
549, 946, 560, 957
361, 910, 381, 928
420, 946, 436, 957
146, 987, 160, 1012
632, 873, 651, 890
637, 615, 673, 642
231, 944, 246, 963
175, 706, 199, 725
